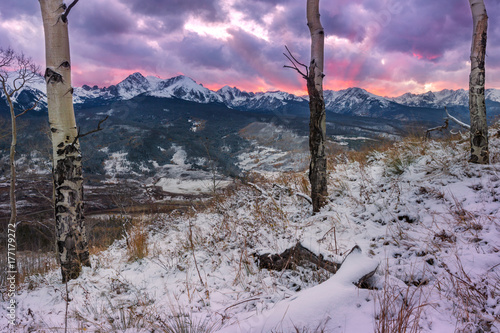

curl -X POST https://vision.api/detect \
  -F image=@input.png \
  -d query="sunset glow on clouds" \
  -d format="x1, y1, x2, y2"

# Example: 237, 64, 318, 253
1, 0, 499, 97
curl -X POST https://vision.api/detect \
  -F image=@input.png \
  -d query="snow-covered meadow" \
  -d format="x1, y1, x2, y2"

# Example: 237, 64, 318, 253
2, 126, 500, 332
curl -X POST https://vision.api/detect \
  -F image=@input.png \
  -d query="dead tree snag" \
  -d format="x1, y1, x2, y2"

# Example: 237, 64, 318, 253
468, 0, 489, 164
284, 0, 328, 213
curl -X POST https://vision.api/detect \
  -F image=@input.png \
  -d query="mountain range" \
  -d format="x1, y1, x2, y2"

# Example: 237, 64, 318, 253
1, 71, 500, 182
3, 71, 500, 117
77, 72, 500, 114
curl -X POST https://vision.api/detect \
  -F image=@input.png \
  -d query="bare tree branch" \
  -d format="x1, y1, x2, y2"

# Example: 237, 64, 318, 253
15, 96, 42, 119
72, 115, 109, 145
425, 107, 471, 139
283, 45, 309, 80
61, 0, 79, 23
445, 106, 470, 130
425, 119, 449, 139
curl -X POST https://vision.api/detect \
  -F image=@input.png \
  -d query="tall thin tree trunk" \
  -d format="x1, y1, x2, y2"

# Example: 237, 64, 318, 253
307, 0, 327, 212
6, 88, 17, 274
40, 0, 90, 282
468, 0, 489, 164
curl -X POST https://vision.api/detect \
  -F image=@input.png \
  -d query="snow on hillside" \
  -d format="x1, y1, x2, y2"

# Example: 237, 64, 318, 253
100, 144, 232, 195
4, 122, 499, 332
238, 122, 309, 171
153, 144, 232, 195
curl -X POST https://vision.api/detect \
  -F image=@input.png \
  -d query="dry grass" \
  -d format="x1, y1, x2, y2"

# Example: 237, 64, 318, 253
0, 250, 58, 291
374, 272, 430, 333
87, 215, 131, 255
150, 306, 222, 333
440, 256, 500, 332
275, 171, 310, 196
126, 218, 150, 262
73, 292, 151, 332
271, 321, 329, 333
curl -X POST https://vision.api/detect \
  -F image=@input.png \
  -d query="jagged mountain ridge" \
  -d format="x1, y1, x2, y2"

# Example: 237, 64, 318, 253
5, 71, 499, 117
390, 88, 500, 108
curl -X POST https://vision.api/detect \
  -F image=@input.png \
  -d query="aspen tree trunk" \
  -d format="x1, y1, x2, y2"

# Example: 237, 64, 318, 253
3, 87, 17, 227
307, 0, 328, 213
468, 0, 489, 164
2, 48, 39, 279
6, 86, 17, 273
40, 0, 90, 282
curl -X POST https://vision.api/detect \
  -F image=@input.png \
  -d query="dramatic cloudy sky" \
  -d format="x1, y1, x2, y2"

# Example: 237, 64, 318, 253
1, 0, 499, 96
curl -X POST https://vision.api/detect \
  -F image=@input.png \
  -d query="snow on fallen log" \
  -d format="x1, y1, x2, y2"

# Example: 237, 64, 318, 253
335, 245, 379, 288
220, 246, 379, 332
256, 242, 339, 274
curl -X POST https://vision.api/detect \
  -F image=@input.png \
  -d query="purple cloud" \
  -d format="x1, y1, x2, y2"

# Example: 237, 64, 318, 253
0, 0, 499, 96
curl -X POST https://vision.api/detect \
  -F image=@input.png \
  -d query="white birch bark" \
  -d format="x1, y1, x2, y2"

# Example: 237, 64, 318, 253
40, 0, 90, 282
468, 0, 489, 164
307, 0, 328, 212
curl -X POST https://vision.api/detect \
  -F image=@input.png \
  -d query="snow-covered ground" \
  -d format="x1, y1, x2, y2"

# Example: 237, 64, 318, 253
101, 144, 232, 195
2, 126, 500, 332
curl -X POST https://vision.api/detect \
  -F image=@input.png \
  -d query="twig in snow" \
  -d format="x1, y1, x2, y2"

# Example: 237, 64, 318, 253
296, 192, 313, 204
247, 182, 269, 197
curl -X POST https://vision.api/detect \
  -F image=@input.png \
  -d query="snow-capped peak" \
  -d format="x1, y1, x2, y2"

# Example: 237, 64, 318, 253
114, 72, 153, 99
216, 86, 255, 108
150, 75, 223, 103
216, 87, 307, 110
323, 87, 391, 116
391, 89, 470, 108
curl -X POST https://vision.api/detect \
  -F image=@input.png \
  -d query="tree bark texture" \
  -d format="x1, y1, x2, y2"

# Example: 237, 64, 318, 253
469, 0, 489, 164
40, 0, 90, 282
307, 0, 328, 212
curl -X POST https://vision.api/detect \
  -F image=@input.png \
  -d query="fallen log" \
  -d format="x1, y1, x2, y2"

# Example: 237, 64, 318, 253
256, 243, 378, 288
255, 242, 339, 274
